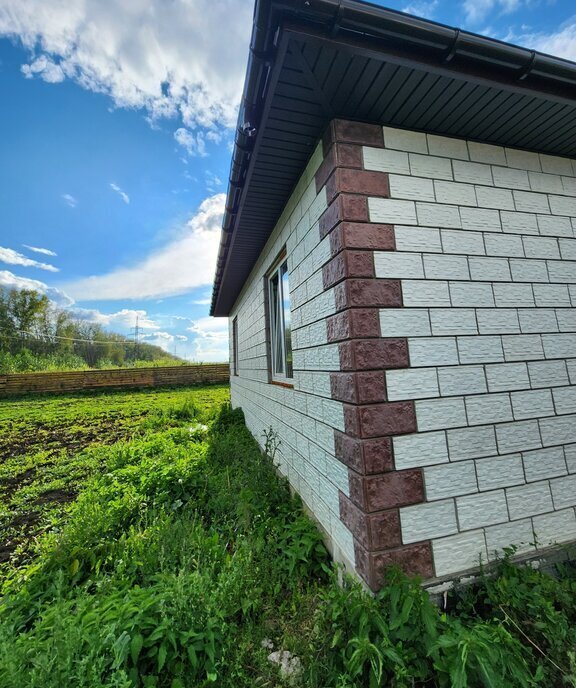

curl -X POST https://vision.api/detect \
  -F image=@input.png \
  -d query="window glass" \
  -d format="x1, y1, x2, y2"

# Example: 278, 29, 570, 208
268, 257, 292, 381
281, 263, 293, 379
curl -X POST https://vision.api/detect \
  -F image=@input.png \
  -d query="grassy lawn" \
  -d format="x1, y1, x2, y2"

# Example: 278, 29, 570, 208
0, 385, 229, 573
0, 385, 575, 687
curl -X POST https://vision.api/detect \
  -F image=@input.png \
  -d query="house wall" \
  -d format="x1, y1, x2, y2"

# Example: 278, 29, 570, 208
228, 143, 358, 571
359, 125, 576, 583
228, 118, 576, 591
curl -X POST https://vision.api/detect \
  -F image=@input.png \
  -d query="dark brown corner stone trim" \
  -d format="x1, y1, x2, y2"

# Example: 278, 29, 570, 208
330, 370, 387, 404
348, 469, 424, 512
339, 492, 402, 551
315, 143, 364, 193
354, 541, 435, 592
322, 119, 384, 156
339, 338, 409, 371
334, 433, 394, 475
330, 222, 395, 253
319, 194, 369, 239
325, 168, 390, 205
323, 250, 375, 289
314, 118, 433, 590
335, 279, 402, 310
327, 309, 381, 343
343, 401, 417, 438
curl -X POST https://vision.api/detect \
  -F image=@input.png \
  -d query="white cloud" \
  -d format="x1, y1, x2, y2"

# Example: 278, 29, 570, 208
174, 128, 207, 157
206, 130, 223, 144
140, 331, 176, 354
64, 193, 225, 301
142, 330, 173, 341
509, 19, 576, 61
68, 307, 159, 330
205, 171, 222, 193
0, 0, 252, 135
109, 182, 130, 204
23, 244, 57, 257
0, 269, 73, 306
186, 315, 229, 362
187, 316, 228, 339
0, 246, 59, 272
463, 0, 522, 24
62, 193, 77, 207
21, 53, 64, 82
402, 0, 438, 19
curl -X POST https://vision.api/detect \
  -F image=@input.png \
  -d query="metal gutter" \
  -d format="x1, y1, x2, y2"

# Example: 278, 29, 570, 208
211, 0, 576, 316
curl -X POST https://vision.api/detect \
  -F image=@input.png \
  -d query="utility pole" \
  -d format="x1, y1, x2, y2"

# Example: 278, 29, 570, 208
130, 316, 140, 361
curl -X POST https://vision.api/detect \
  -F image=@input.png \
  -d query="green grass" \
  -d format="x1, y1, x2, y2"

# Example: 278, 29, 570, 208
0, 385, 229, 572
1, 385, 575, 687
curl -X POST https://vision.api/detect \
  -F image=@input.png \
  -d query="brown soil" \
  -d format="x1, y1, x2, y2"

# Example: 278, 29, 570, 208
0, 467, 38, 499
33, 489, 76, 505
0, 418, 139, 461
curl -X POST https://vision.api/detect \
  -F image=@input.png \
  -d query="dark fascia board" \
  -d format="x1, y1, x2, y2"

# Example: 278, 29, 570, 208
210, 0, 576, 316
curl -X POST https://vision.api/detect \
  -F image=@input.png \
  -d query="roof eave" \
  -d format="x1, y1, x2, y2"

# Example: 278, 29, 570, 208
210, 0, 576, 316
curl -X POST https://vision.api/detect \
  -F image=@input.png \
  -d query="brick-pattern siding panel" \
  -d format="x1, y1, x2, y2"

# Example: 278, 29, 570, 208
231, 120, 576, 589
318, 120, 437, 590
365, 126, 576, 578
229, 143, 357, 571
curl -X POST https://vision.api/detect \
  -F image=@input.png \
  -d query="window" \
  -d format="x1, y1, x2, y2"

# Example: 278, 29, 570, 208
232, 316, 239, 376
267, 254, 293, 382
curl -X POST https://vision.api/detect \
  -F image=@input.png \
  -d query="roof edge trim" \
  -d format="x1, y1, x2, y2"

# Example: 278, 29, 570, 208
210, 0, 576, 316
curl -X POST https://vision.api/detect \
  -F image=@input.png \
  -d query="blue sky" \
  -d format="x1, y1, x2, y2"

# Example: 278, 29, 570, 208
0, 0, 575, 361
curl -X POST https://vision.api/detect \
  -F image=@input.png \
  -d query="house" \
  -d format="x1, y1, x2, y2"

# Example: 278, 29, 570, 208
210, 0, 576, 590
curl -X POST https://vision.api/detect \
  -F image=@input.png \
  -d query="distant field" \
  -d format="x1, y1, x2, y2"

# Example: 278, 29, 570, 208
0, 384, 229, 572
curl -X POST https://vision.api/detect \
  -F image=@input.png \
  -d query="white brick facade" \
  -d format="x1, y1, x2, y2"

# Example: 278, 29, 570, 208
228, 144, 356, 570
228, 122, 576, 586
365, 127, 576, 576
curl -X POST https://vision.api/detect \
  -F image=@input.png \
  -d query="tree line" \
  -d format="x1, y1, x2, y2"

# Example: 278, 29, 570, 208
0, 287, 181, 373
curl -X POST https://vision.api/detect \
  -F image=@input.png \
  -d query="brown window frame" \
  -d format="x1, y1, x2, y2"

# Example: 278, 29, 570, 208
265, 249, 293, 385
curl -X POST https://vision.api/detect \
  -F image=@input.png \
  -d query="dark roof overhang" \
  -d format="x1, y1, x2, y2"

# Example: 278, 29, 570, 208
211, 0, 576, 316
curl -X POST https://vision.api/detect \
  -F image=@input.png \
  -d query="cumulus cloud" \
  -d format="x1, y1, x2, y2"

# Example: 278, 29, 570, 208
142, 331, 173, 341
69, 307, 159, 330
509, 19, 576, 61
0, 0, 252, 135
23, 244, 57, 257
192, 292, 212, 306
64, 193, 225, 301
0, 269, 73, 306
21, 53, 64, 82
141, 331, 177, 354
463, 0, 522, 24
402, 1, 438, 19
205, 171, 222, 193
109, 182, 130, 204
62, 193, 77, 207
174, 128, 207, 157
187, 316, 228, 362
0, 246, 59, 272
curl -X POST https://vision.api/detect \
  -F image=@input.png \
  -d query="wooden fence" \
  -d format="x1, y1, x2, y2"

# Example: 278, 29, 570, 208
0, 364, 230, 397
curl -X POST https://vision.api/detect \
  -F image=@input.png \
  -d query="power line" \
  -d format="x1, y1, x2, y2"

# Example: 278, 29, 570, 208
0, 329, 136, 346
